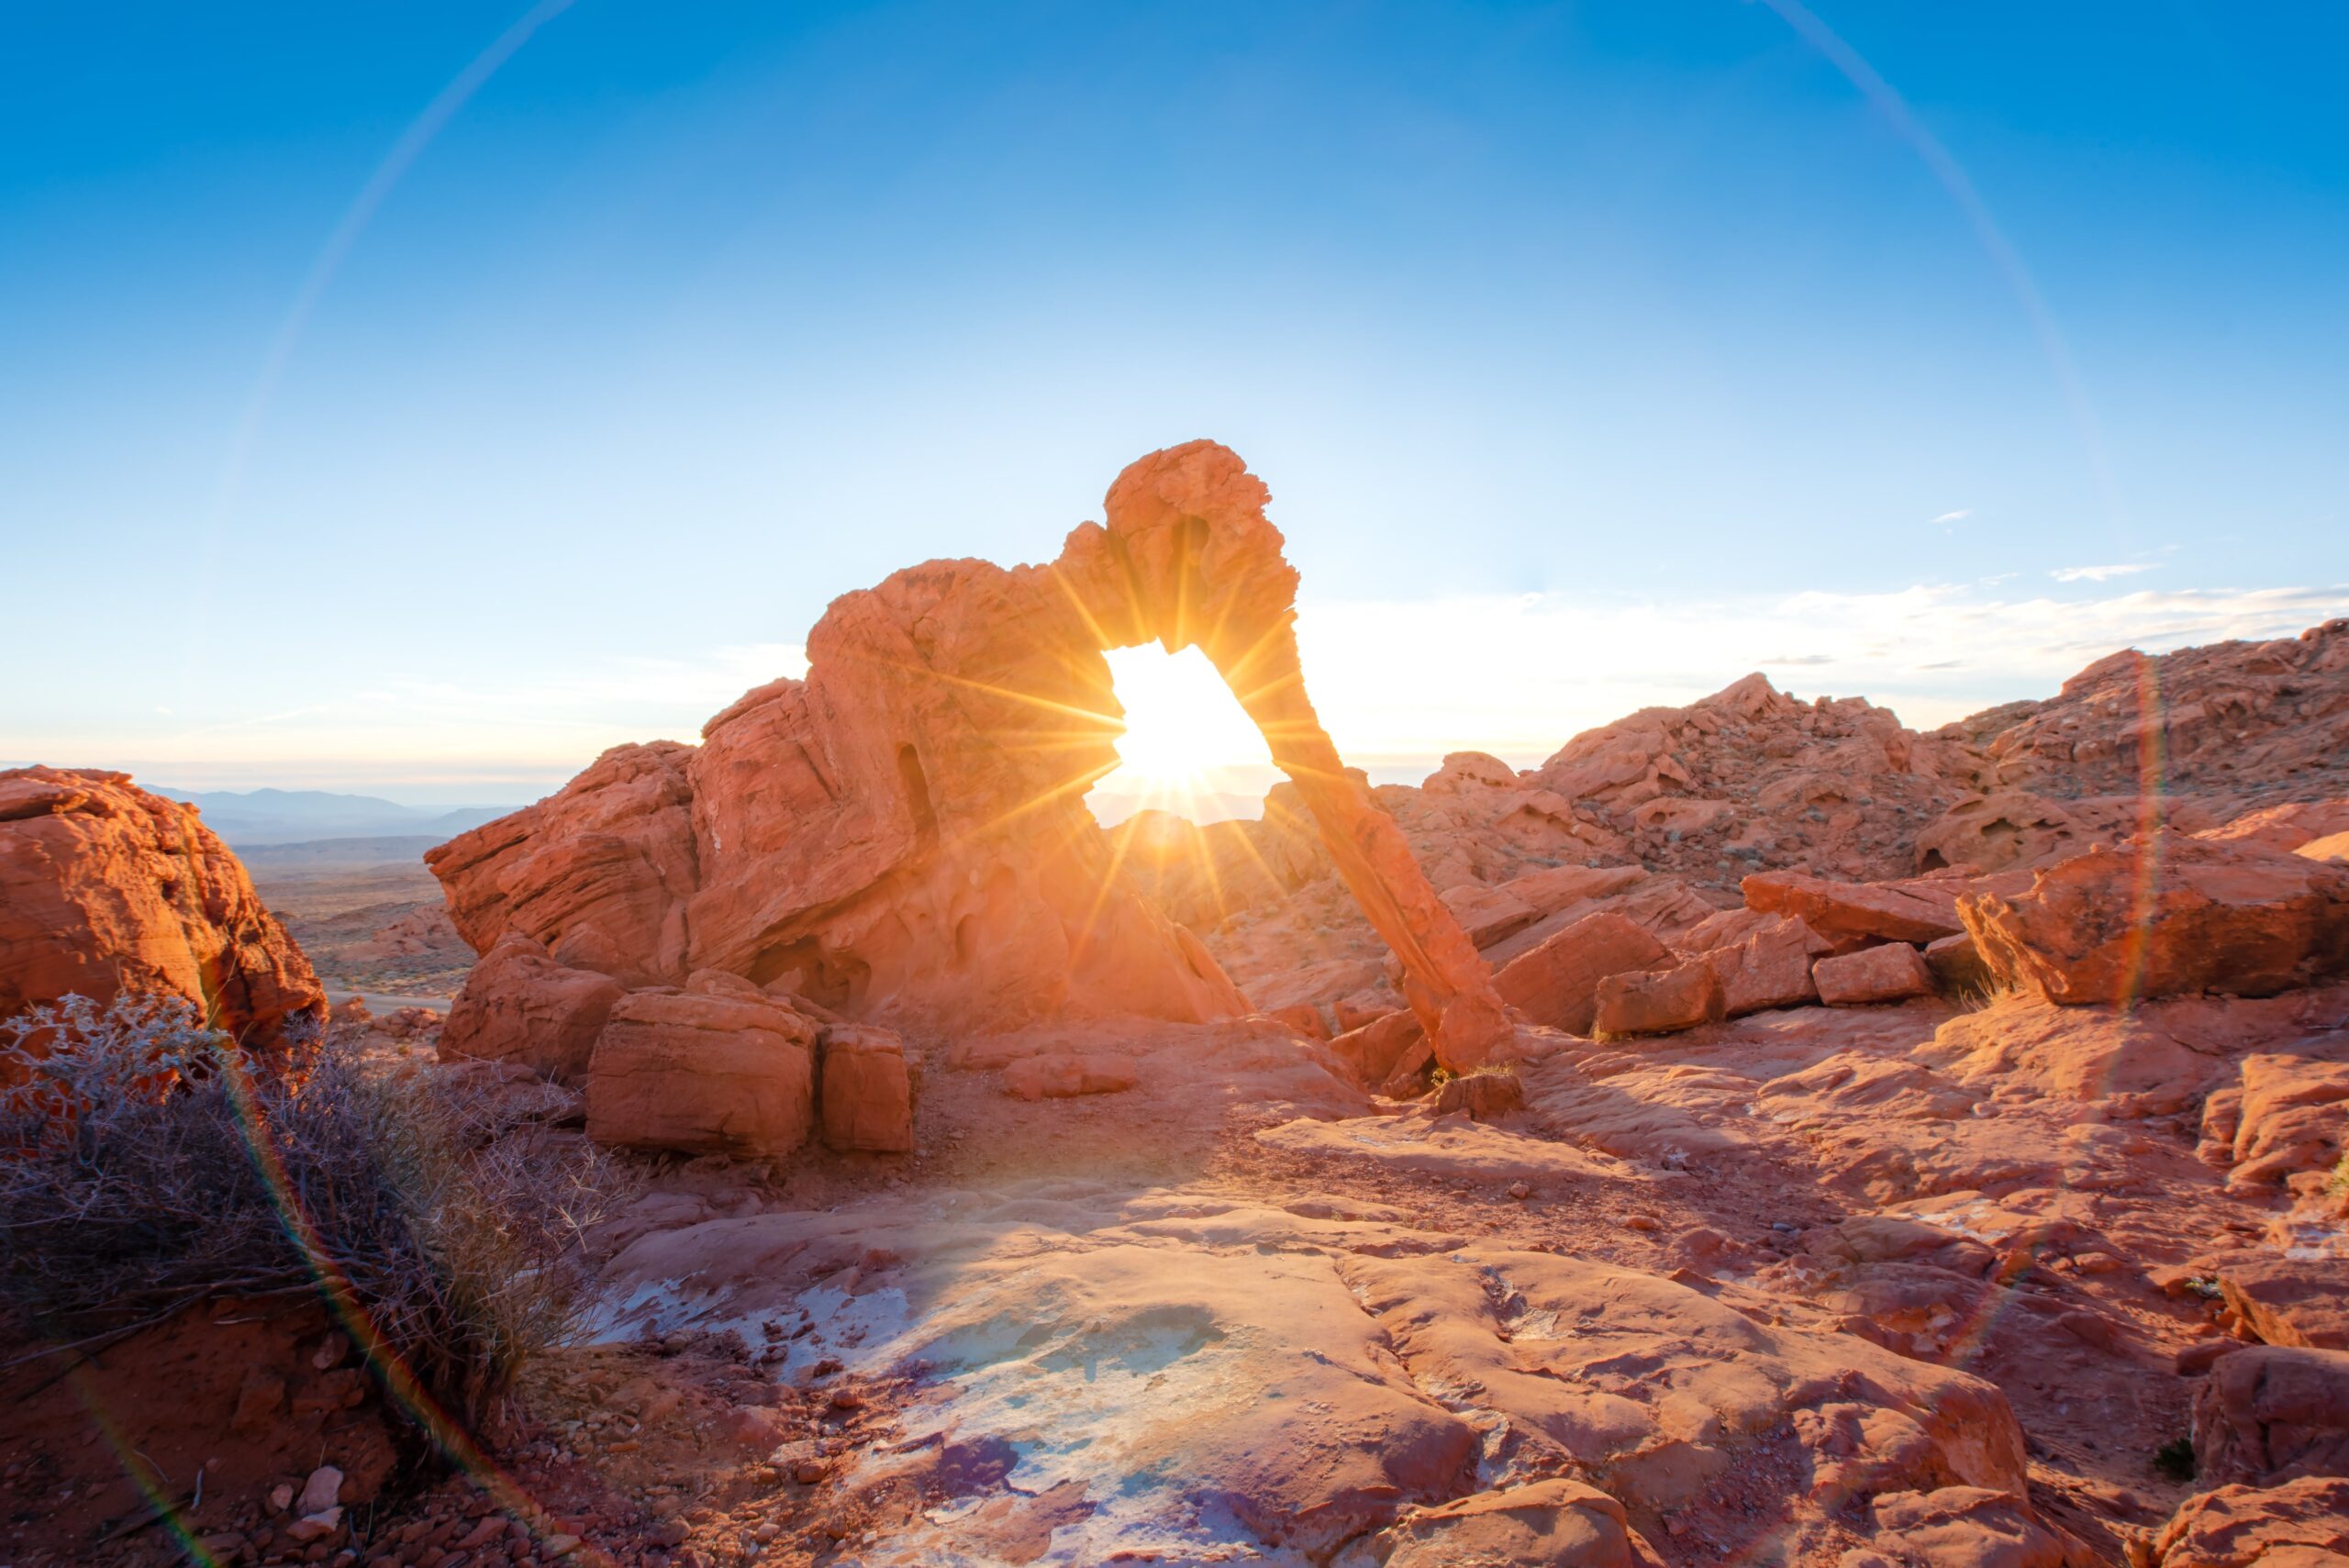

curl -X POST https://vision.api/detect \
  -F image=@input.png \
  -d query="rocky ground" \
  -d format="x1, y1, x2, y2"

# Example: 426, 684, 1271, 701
10, 958, 2346, 1566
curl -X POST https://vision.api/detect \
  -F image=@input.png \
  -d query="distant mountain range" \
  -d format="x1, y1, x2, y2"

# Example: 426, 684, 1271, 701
151, 787, 513, 847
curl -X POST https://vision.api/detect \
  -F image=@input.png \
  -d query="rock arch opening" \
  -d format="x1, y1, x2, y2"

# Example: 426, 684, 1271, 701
1085, 644, 1275, 829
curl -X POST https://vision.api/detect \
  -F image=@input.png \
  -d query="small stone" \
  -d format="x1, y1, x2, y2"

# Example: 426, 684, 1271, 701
272, 1483, 297, 1514
286, 1507, 343, 1544
297, 1466, 344, 1517
1507, 1181, 1531, 1200
456, 1518, 507, 1551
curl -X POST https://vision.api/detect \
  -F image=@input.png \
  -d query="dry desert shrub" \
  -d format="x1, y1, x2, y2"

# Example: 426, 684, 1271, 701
0, 992, 632, 1439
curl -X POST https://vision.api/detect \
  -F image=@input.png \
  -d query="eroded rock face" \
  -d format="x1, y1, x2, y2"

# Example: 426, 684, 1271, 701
1961, 831, 2349, 1005
427, 742, 697, 990
589, 1185, 2043, 1563
430, 443, 1507, 1066
1943, 619, 2349, 807
0, 767, 325, 1049
2146, 1476, 2349, 1566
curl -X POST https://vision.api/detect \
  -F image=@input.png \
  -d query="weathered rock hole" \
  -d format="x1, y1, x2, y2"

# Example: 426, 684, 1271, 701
1085, 644, 1274, 828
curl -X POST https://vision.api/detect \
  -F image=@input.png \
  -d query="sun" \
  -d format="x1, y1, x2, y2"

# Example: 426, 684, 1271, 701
1086, 645, 1276, 827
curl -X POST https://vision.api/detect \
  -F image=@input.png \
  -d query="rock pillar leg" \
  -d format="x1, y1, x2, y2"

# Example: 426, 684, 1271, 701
1216, 620, 1511, 1072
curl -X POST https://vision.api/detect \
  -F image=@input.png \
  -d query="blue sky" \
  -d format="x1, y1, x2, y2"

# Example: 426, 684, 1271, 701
5, 2, 2344, 806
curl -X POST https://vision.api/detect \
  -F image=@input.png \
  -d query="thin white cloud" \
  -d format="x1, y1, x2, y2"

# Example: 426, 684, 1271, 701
2051, 562, 2156, 583
1929, 509, 1971, 526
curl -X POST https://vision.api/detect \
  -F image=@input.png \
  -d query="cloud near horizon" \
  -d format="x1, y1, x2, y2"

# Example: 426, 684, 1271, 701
16, 583, 2346, 808
2051, 562, 2158, 583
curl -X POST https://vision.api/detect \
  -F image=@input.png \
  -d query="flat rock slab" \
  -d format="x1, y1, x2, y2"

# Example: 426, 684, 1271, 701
1254, 1112, 1649, 1184
585, 1178, 2058, 1565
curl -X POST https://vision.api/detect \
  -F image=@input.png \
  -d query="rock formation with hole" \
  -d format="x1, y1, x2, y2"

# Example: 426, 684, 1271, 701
429, 442, 1508, 1069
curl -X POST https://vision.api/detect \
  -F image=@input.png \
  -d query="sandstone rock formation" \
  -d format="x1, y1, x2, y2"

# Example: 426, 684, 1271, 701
1962, 831, 2349, 1005
1943, 618, 2349, 808
0, 766, 325, 1049
1813, 940, 1934, 1006
436, 932, 622, 1084
2143, 1477, 2349, 1567
1593, 957, 1724, 1035
430, 442, 1508, 1070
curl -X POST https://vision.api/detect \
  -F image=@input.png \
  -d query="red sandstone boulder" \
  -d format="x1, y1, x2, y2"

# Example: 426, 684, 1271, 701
1379, 1479, 1641, 1568
2145, 1476, 2349, 1566
2200, 799, 2349, 854
1690, 913, 1830, 1016
2192, 1346, 2349, 1485
2216, 1258, 2349, 1351
1328, 1007, 1427, 1087
437, 933, 622, 1084
818, 1023, 915, 1152
1593, 959, 1724, 1037
1442, 863, 1649, 949
1266, 1002, 1330, 1040
1960, 832, 2349, 1005
584, 987, 817, 1155
1742, 870, 1964, 944
2225, 1053, 2349, 1194
0, 767, 324, 1049
1492, 911, 1671, 1034
1001, 1051, 1140, 1100
1924, 931, 1992, 993
1815, 943, 1934, 1006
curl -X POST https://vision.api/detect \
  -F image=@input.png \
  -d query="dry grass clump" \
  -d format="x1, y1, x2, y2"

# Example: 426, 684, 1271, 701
0, 992, 632, 1437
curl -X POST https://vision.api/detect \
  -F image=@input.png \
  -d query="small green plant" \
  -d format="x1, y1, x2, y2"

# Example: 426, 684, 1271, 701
2153, 1436, 2196, 1482
2328, 1150, 2348, 1198
1428, 1065, 1455, 1089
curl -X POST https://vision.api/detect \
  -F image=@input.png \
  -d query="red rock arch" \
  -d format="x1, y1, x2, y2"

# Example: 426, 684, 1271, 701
1057, 441, 1511, 1068
430, 441, 1508, 1067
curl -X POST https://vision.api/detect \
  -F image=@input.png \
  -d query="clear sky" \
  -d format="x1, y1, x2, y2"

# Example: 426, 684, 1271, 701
6, 2, 2345, 813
